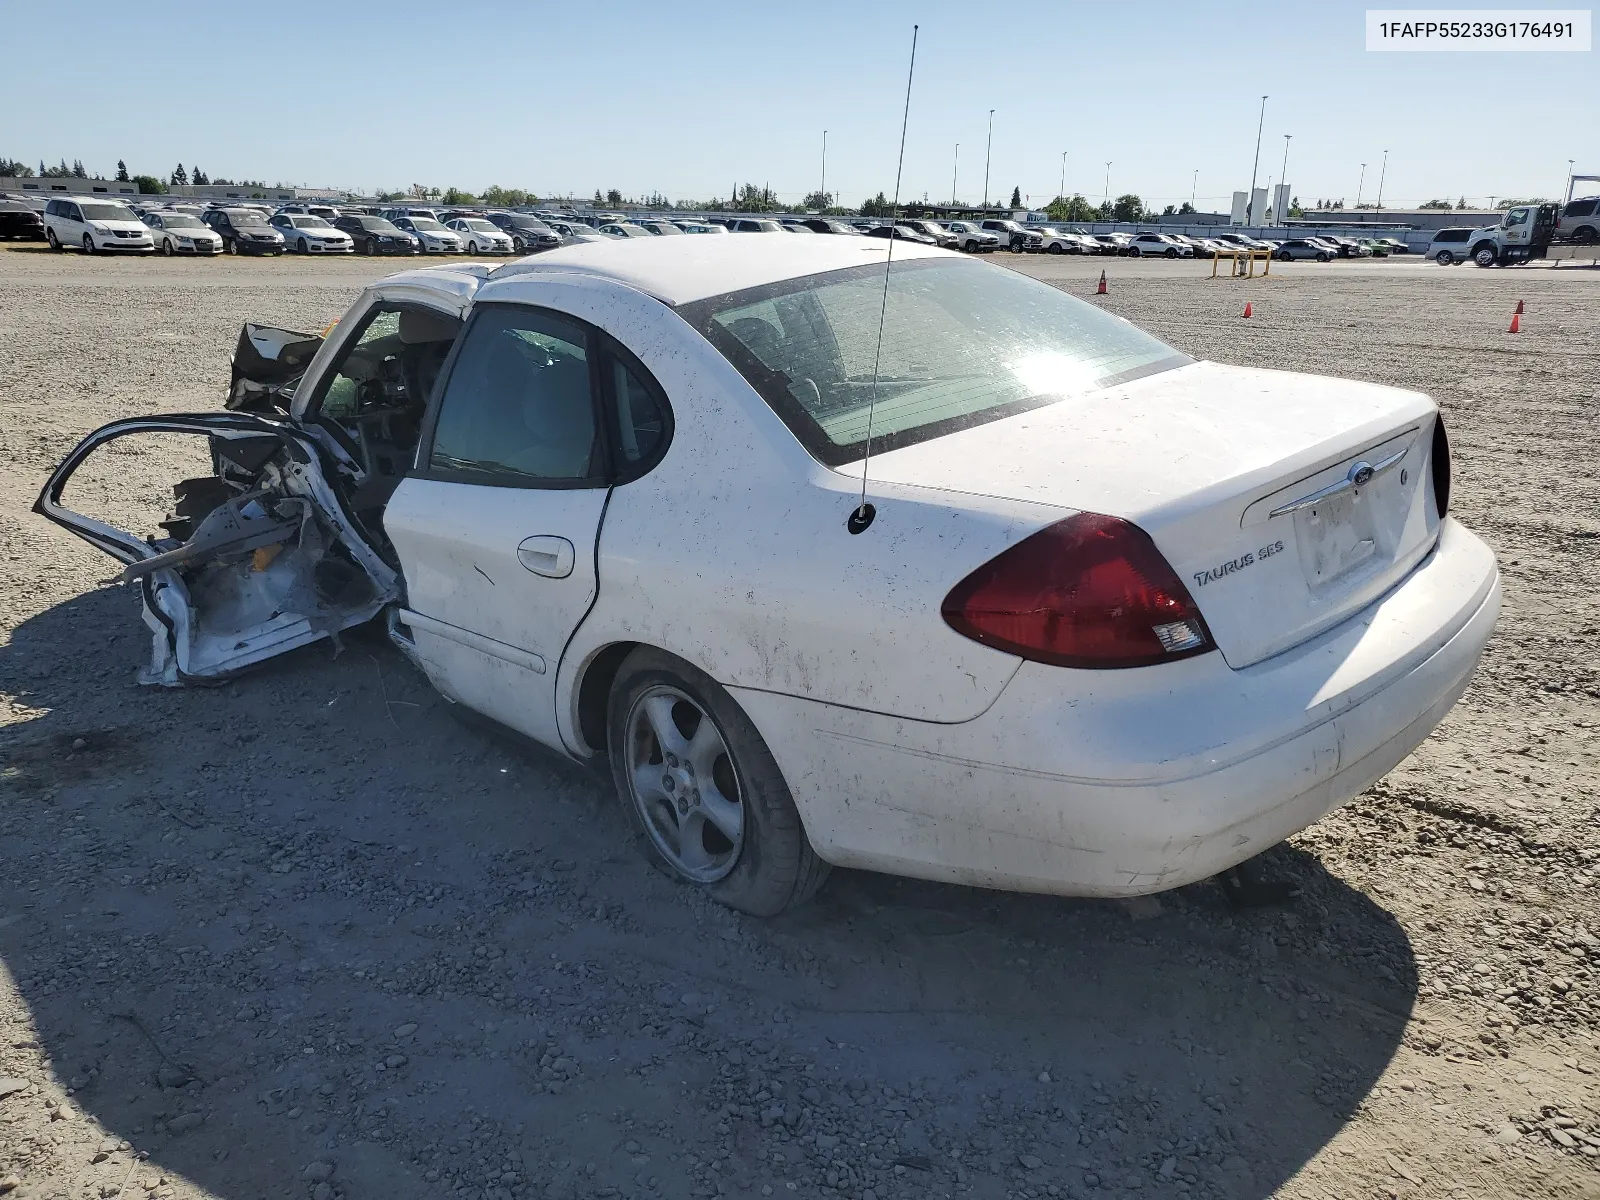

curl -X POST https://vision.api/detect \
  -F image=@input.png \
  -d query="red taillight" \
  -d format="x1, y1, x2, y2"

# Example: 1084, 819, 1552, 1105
941, 513, 1215, 669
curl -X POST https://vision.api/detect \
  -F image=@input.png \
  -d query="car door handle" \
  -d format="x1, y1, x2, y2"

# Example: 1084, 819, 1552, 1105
517, 535, 575, 578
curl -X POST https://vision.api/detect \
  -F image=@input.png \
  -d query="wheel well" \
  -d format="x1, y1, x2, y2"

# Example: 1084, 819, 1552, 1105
575, 641, 639, 756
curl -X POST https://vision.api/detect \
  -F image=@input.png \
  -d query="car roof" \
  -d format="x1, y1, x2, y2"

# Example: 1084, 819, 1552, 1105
487, 234, 950, 306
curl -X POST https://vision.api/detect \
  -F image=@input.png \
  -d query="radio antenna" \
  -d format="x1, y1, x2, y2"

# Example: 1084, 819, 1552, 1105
848, 22, 918, 536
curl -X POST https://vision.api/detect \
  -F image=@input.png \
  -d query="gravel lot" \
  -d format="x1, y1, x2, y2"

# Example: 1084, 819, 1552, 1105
1, 243, 1598, 1200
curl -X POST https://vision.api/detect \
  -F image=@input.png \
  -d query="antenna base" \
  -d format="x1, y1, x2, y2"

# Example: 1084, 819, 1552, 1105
846, 503, 876, 535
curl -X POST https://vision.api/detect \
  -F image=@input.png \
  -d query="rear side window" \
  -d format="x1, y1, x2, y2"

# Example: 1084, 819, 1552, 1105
1566, 199, 1597, 217
1436, 230, 1468, 243
602, 346, 669, 479
429, 307, 600, 487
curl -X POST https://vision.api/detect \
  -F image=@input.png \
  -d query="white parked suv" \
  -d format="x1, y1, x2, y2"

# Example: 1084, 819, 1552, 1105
1128, 233, 1194, 258
943, 221, 1001, 252
44, 198, 154, 254
1034, 226, 1091, 254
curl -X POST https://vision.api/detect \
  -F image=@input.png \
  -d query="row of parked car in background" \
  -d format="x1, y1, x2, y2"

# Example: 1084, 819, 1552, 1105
6, 191, 1412, 264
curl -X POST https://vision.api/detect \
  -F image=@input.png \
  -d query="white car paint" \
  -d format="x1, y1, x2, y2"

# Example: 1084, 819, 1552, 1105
1033, 226, 1090, 254
391, 215, 463, 254
270, 213, 354, 254
1128, 232, 1194, 258
446, 218, 514, 255
43, 197, 154, 253
40, 237, 1499, 908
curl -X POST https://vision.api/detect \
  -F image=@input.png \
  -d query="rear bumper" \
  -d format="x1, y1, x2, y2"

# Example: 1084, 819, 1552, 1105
734, 518, 1500, 897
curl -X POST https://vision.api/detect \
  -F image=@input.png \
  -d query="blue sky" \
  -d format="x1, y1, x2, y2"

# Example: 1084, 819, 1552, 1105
5, 0, 1592, 208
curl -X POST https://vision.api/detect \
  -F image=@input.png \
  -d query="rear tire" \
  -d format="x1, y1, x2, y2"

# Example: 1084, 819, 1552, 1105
1434, 250, 1455, 265
607, 647, 829, 916
1277, 250, 1292, 261
1574, 226, 1598, 244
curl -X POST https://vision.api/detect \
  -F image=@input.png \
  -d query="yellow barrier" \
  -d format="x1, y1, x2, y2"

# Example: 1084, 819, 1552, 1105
1211, 248, 1273, 279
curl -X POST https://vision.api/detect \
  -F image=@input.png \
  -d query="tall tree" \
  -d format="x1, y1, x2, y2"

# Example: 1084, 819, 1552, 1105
72, 160, 88, 179
115, 160, 129, 182
171, 163, 188, 186
193, 166, 208, 185
1111, 193, 1144, 222
1009, 186, 1022, 208
859, 192, 894, 217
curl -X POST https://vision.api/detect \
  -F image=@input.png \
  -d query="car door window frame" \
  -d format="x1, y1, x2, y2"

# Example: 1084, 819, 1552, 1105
412, 302, 673, 492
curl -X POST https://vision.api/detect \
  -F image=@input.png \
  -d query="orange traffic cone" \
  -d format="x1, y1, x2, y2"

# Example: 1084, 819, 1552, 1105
1096, 270, 1107, 295
1508, 312, 1521, 333
1514, 299, 1525, 315
1242, 302, 1253, 318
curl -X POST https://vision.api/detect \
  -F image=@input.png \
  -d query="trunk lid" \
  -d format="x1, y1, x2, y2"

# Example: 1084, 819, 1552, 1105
862, 360, 1441, 668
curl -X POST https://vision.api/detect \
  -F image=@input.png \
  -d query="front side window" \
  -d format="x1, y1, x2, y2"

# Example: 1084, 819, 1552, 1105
681, 257, 1189, 467
79, 203, 132, 221
429, 307, 599, 486
1507, 208, 1529, 226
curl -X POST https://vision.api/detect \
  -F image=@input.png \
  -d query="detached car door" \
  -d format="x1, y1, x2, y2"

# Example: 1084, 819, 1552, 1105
384, 303, 668, 754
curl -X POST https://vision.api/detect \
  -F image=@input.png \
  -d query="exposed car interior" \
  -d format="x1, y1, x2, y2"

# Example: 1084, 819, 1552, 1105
307, 305, 463, 520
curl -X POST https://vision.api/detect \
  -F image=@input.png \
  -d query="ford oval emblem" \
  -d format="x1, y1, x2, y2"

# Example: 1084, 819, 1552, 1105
1349, 461, 1375, 487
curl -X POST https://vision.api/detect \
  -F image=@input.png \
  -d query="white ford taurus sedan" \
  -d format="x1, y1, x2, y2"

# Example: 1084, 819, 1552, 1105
38, 237, 1500, 915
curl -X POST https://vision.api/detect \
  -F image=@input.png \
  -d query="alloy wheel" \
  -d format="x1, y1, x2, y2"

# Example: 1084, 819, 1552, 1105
623, 685, 745, 883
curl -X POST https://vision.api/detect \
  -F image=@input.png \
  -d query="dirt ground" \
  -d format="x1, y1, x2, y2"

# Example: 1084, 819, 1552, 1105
1, 243, 1597, 1200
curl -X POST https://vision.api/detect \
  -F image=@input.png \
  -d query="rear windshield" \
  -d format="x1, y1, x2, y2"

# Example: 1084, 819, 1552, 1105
679, 257, 1189, 466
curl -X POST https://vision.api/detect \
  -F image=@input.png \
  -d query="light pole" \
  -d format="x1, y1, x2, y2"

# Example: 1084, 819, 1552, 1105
820, 130, 827, 209
1355, 162, 1366, 208
1059, 150, 1067, 201
1103, 161, 1111, 207
1375, 149, 1388, 211
1190, 168, 1198, 214
951, 143, 958, 207
982, 109, 994, 209
1566, 158, 1576, 203
1246, 94, 1267, 223
1280, 134, 1292, 218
